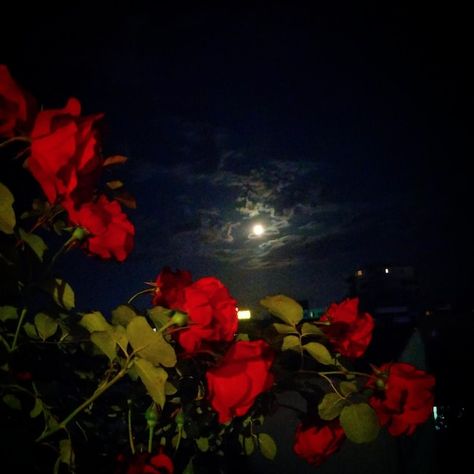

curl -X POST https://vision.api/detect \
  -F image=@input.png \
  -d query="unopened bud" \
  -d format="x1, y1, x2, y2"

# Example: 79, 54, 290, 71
171, 311, 188, 327
145, 403, 159, 428
176, 411, 185, 427
375, 378, 386, 390
71, 226, 88, 242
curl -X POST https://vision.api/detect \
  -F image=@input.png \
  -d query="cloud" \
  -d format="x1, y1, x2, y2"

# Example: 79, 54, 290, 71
130, 120, 383, 271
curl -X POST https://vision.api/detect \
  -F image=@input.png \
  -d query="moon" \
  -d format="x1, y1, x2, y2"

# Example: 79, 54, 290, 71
253, 224, 265, 236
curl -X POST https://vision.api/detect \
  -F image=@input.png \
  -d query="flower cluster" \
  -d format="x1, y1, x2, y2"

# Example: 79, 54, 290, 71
0, 65, 436, 474
1, 65, 134, 261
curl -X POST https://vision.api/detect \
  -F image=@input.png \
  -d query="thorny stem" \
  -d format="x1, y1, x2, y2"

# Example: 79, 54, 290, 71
298, 334, 304, 370
148, 425, 154, 453
127, 288, 154, 304
128, 400, 136, 455
0, 136, 31, 148
2, 384, 36, 399
28, 207, 64, 234
299, 369, 374, 379
158, 320, 176, 334
0, 334, 11, 351
45, 237, 75, 275
175, 427, 183, 452
11, 307, 27, 352
35, 363, 130, 443
28, 216, 47, 235
319, 373, 345, 399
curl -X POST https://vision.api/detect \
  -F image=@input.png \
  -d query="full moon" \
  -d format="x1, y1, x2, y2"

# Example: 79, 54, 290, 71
253, 224, 265, 236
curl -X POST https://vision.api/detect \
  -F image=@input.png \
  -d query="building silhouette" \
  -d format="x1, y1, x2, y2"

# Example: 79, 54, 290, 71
347, 264, 420, 324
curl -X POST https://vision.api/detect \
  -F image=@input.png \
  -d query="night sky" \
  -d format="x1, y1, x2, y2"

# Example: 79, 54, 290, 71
2, 3, 472, 312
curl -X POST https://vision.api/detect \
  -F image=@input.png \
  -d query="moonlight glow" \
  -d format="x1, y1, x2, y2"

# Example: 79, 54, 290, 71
253, 224, 265, 236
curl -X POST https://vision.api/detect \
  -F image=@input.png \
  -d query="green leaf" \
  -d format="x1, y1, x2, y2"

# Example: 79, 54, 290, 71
53, 219, 66, 235
34, 313, 58, 341
301, 322, 324, 336
59, 438, 74, 465
2, 393, 21, 410
318, 393, 346, 420
282, 335, 300, 351
134, 357, 168, 408
48, 278, 75, 310
244, 436, 255, 455
80, 311, 112, 333
304, 342, 334, 365
259, 433, 277, 460
147, 306, 172, 329
0, 305, 18, 322
165, 381, 177, 395
90, 332, 117, 361
19, 228, 47, 261
260, 295, 303, 325
127, 316, 176, 367
196, 437, 209, 452
106, 179, 124, 190
30, 398, 43, 418
182, 459, 194, 474
340, 381, 358, 397
111, 304, 138, 327
23, 322, 38, 338
273, 323, 297, 334
46, 412, 59, 431
0, 182, 15, 234
340, 403, 380, 443
111, 325, 128, 354
235, 333, 250, 341
127, 364, 139, 381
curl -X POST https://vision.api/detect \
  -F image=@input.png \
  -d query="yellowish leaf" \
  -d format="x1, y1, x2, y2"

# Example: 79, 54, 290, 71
260, 295, 303, 325
134, 358, 168, 408
0, 182, 15, 234
127, 317, 176, 367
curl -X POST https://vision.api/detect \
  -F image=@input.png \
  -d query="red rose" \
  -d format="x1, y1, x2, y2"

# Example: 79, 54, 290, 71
143, 452, 173, 474
293, 420, 345, 466
14, 371, 33, 382
152, 267, 193, 307
28, 97, 103, 205
64, 195, 134, 261
115, 451, 173, 474
368, 362, 435, 436
319, 298, 374, 358
0, 65, 36, 137
176, 277, 238, 352
206, 340, 275, 423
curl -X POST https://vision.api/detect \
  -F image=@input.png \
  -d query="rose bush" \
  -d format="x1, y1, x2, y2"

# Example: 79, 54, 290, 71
0, 65, 436, 473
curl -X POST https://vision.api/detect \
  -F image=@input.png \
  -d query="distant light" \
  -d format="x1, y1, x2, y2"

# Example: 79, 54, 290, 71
356, 270, 363, 277
237, 309, 251, 320
252, 224, 264, 236
384, 268, 390, 274
433, 406, 438, 421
